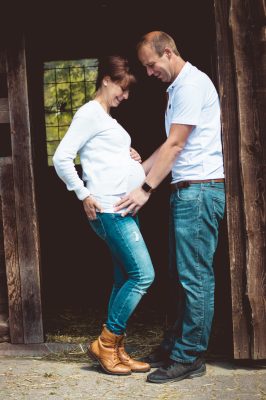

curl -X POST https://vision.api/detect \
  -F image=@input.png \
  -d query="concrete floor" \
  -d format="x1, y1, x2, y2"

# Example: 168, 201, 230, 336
0, 354, 266, 400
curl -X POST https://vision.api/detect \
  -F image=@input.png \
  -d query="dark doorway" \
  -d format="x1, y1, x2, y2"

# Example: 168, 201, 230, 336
27, 0, 232, 357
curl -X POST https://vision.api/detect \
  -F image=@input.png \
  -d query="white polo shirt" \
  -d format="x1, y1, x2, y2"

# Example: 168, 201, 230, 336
53, 100, 145, 212
165, 62, 224, 182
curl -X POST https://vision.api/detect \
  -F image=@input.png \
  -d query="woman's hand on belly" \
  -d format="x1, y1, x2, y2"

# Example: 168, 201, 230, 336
83, 196, 103, 220
130, 147, 142, 163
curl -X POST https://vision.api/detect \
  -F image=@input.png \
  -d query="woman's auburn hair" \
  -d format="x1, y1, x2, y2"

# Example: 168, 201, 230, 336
96, 55, 136, 90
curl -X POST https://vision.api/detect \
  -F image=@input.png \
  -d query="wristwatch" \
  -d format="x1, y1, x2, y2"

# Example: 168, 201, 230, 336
141, 182, 154, 194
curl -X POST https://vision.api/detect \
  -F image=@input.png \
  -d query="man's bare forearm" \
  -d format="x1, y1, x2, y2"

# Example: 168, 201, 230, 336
144, 141, 182, 188
144, 124, 193, 188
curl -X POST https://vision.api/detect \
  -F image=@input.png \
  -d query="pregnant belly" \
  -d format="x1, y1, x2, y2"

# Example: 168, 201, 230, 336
126, 160, 145, 193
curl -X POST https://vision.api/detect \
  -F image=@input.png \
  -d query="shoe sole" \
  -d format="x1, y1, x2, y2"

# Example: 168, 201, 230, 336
187, 364, 206, 379
87, 346, 132, 376
147, 364, 206, 384
131, 367, 151, 373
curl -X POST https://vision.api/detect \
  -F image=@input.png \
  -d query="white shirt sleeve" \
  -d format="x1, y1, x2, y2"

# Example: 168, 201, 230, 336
53, 110, 99, 201
171, 84, 204, 126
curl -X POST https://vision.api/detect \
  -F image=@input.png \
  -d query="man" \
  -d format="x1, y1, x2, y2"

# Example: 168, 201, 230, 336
115, 31, 225, 384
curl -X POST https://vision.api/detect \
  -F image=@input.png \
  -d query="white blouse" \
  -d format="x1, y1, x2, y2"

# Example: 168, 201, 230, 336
53, 100, 145, 212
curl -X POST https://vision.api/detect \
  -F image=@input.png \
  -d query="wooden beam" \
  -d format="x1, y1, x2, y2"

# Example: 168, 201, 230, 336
0, 158, 23, 343
0, 98, 10, 124
230, 0, 266, 359
0, 171, 9, 343
214, 0, 250, 358
6, 35, 43, 344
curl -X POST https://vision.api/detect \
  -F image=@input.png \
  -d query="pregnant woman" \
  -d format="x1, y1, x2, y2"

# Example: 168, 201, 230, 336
53, 55, 154, 376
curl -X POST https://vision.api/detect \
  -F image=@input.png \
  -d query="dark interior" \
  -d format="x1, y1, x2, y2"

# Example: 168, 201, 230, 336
7, 0, 232, 356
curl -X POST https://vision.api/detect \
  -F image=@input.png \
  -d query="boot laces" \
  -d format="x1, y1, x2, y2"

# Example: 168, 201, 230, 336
113, 339, 122, 364
118, 336, 130, 361
119, 346, 130, 361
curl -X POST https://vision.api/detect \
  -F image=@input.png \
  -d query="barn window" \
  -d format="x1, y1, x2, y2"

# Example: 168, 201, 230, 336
43, 59, 98, 165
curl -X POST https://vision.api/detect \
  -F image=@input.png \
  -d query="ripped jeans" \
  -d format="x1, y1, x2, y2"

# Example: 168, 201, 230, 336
89, 213, 155, 335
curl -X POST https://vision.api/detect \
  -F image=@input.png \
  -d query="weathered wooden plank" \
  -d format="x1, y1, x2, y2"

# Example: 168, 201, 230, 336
0, 98, 10, 123
0, 342, 80, 356
0, 188, 7, 313
230, 0, 266, 359
0, 197, 8, 316
214, 0, 250, 359
0, 158, 23, 343
6, 35, 43, 344
0, 185, 9, 343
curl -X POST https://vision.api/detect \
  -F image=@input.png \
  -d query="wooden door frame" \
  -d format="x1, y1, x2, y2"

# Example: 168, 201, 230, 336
214, 0, 266, 359
1, 33, 44, 344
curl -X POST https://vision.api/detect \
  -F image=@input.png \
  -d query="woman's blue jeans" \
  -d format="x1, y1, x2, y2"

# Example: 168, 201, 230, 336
162, 182, 225, 363
89, 213, 154, 335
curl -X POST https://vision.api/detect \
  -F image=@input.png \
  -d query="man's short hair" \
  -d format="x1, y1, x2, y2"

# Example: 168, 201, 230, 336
137, 31, 180, 57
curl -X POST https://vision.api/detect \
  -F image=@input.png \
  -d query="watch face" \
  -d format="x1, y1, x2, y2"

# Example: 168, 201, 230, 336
142, 182, 152, 193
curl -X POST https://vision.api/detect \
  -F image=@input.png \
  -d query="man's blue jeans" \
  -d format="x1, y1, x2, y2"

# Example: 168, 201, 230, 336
162, 182, 225, 363
89, 213, 154, 335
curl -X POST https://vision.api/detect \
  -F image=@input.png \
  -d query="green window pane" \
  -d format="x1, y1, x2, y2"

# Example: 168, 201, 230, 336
85, 82, 96, 101
70, 67, 84, 82
71, 82, 85, 108
45, 112, 58, 126
58, 112, 72, 126
44, 84, 57, 111
44, 69, 55, 84
56, 67, 69, 83
85, 59, 98, 68
46, 126, 59, 141
69, 60, 82, 68
44, 58, 98, 166
56, 82, 71, 111
47, 140, 60, 156
71, 108, 79, 114
59, 126, 68, 139
85, 68, 97, 82
48, 156, 54, 166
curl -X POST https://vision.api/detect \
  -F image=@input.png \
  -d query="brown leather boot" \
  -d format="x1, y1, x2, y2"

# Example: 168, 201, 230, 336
117, 334, 150, 372
87, 326, 131, 375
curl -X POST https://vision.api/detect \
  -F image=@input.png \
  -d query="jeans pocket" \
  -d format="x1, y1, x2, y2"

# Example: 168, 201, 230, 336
211, 185, 225, 203
212, 196, 225, 224
177, 186, 201, 201
89, 216, 107, 240
210, 183, 225, 192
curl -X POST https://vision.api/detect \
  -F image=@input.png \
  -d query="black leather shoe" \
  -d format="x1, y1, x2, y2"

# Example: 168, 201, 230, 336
138, 346, 170, 368
146, 357, 206, 384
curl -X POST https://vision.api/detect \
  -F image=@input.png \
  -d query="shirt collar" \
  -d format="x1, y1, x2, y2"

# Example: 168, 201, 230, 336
166, 61, 192, 94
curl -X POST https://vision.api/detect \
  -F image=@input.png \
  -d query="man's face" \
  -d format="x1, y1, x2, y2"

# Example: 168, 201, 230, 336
138, 45, 172, 82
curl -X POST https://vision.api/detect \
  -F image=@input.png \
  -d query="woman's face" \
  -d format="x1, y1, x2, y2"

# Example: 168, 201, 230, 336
105, 79, 129, 108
